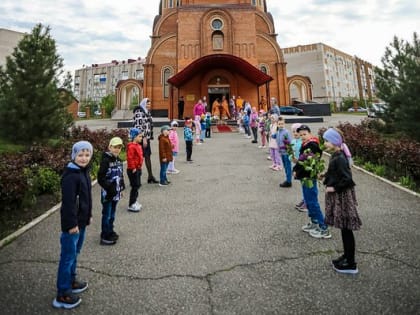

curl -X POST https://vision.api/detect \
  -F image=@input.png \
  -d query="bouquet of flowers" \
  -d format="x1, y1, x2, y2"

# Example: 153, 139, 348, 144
283, 134, 294, 159
298, 148, 325, 188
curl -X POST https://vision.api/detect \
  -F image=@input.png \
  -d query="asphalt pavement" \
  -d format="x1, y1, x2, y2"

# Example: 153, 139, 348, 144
0, 115, 419, 314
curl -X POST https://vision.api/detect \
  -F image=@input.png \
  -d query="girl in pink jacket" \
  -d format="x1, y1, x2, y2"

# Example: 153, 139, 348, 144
167, 120, 180, 174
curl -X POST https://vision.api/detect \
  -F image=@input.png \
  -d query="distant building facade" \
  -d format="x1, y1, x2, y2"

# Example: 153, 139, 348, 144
0, 28, 25, 67
74, 58, 145, 109
283, 43, 377, 108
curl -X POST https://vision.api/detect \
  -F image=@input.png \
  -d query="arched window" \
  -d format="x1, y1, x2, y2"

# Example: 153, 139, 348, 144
212, 31, 224, 50
162, 67, 172, 98
251, 0, 257, 5
260, 64, 269, 74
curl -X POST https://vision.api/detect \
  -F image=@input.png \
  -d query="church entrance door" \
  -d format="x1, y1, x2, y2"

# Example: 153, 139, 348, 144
208, 86, 230, 116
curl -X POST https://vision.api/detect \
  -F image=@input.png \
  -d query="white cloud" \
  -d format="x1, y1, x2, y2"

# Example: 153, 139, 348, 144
1, 0, 419, 75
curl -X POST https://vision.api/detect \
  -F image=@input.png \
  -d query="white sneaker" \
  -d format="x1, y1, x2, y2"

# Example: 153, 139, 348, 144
172, 169, 180, 174
128, 202, 142, 212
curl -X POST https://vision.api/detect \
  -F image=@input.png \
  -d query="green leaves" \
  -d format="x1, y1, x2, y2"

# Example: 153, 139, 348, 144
0, 23, 71, 144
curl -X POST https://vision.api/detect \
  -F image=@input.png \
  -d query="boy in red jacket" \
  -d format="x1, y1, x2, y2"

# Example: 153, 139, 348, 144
126, 128, 144, 212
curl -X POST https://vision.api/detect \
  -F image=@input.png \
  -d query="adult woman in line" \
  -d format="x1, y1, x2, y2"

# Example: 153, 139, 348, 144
133, 98, 159, 184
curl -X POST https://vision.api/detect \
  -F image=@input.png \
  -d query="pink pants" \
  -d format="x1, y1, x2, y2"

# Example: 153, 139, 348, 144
269, 148, 282, 167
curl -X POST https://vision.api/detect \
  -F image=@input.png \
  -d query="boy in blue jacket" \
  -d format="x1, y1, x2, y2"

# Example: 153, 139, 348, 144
276, 116, 293, 187
53, 141, 93, 309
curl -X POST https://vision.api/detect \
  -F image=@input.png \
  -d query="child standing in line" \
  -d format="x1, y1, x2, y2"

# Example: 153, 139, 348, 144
158, 125, 173, 186
291, 123, 307, 212
97, 137, 125, 245
268, 114, 282, 171
168, 120, 180, 174
184, 118, 194, 162
258, 110, 267, 149
194, 115, 202, 145
205, 112, 212, 138
200, 114, 206, 143
126, 128, 144, 212
250, 107, 259, 144
276, 117, 293, 187
53, 141, 93, 309
323, 128, 362, 274
293, 125, 331, 239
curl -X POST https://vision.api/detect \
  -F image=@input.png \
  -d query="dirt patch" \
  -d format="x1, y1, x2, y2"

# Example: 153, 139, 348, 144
0, 194, 59, 240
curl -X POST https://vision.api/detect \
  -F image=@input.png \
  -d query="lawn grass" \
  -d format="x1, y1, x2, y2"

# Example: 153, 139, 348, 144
0, 138, 25, 154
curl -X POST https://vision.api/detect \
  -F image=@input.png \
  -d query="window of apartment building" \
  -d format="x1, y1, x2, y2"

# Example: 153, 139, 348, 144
74, 76, 80, 85
100, 73, 106, 83
136, 69, 144, 80
94, 74, 100, 84
121, 71, 129, 80
162, 67, 172, 98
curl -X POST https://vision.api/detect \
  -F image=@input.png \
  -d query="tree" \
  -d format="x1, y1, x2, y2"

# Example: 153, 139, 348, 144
100, 94, 116, 116
0, 23, 73, 144
374, 32, 420, 141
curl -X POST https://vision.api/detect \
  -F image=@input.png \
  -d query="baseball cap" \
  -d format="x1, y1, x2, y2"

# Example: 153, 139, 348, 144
109, 137, 124, 147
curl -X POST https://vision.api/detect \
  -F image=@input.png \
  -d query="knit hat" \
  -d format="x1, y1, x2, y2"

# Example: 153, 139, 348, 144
161, 125, 170, 132
170, 120, 178, 127
71, 141, 93, 160
129, 128, 142, 140
323, 128, 343, 147
291, 123, 302, 132
109, 137, 124, 147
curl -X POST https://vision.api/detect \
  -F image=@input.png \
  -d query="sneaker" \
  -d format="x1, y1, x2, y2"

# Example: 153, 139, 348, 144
279, 181, 292, 188
109, 231, 119, 241
302, 222, 318, 233
296, 205, 308, 212
332, 255, 346, 266
333, 259, 358, 274
159, 182, 169, 186
72, 280, 88, 294
52, 294, 81, 309
267, 156, 272, 160
128, 203, 141, 212
309, 227, 332, 239
258, 145, 264, 148
295, 200, 305, 209
100, 236, 117, 245
172, 169, 180, 174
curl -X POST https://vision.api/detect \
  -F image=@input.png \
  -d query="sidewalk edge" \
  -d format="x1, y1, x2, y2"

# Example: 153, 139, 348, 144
0, 179, 98, 249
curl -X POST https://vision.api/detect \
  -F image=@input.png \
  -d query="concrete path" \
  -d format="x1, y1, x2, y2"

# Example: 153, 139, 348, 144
0, 117, 419, 314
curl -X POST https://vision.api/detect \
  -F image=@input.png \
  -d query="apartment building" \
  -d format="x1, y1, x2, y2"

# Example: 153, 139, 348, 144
282, 43, 376, 108
74, 58, 145, 105
0, 28, 25, 67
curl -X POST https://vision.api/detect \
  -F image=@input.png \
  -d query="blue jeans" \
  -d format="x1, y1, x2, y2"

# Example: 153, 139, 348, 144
56, 228, 86, 296
301, 180, 327, 229
101, 200, 117, 238
160, 162, 169, 183
281, 154, 292, 183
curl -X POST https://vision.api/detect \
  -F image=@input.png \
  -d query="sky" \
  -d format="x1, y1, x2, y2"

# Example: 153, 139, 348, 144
1, 0, 419, 76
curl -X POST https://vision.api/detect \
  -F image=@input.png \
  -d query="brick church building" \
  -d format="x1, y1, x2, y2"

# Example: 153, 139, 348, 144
143, 0, 290, 118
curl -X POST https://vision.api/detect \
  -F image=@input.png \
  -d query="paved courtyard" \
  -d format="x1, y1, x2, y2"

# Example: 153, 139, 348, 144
0, 115, 419, 314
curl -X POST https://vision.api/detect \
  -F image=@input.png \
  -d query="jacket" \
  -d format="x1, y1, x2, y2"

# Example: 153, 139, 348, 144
276, 128, 292, 154
126, 142, 143, 170
184, 126, 193, 141
133, 106, 154, 140
323, 151, 355, 193
293, 137, 322, 180
158, 134, 173, 162
97, 152, 125, 201
168, 129, 179, 153
60, 162, 92, 232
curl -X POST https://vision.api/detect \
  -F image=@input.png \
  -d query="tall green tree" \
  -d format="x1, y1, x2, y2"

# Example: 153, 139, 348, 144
0, 23, 72, 144
374, 32, 420, 141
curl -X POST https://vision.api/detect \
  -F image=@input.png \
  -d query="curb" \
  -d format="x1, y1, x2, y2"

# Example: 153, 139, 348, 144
0, 179, 98, 249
